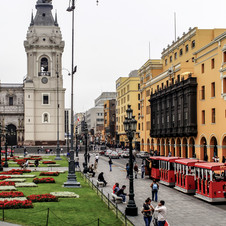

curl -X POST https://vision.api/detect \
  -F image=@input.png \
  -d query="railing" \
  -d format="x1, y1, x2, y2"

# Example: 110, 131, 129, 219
0, 106, 24, 114
80, 172, 135, 226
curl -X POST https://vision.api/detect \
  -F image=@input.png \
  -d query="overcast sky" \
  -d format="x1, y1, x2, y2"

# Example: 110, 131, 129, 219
0, 0, 226, 113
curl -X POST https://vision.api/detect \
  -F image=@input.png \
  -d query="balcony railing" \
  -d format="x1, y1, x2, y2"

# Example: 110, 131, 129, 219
0, 105, 24, 114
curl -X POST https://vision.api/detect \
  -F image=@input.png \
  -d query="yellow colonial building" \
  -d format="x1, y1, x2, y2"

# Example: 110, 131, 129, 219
116, 70, 140, 149
138, 27, 226, 162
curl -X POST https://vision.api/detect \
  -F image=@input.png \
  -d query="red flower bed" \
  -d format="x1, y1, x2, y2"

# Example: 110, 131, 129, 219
0, 171, 22, 175
0, 176, 11, 180
39, 172, 59, 176
0, 191, 24, 198
0, 200, 33, 209
33, 177, 55, 184
9, 169, 31, 174
42, 161, 56, 164
24, 157, 42, 161
27, 194, 58, 202
0, 181, 15, 186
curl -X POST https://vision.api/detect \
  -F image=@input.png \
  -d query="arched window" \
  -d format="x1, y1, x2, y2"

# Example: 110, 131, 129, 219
42, 112, 50, 123
40, 57, 48, 72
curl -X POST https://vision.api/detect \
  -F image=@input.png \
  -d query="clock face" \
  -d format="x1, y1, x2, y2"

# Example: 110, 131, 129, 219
41, 77, 48, 84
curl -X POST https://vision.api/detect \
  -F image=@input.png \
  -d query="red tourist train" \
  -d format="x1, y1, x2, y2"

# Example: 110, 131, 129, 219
145, 157, 226, 202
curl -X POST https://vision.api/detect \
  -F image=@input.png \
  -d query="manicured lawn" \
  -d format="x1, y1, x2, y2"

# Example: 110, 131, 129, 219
0, 172, 122, 226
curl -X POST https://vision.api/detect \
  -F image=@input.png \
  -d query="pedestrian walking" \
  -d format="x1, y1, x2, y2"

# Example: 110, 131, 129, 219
141, 198, 154, 226
134, 162, 138, 179
95, 154, 99, 163
75, 156, 80, 168
94, 160, 98, 171
109, 157, 113, 171
141, 162, 145, 179
126, 163, 130, 178
155, 200, 167, 226
150, 179, 159, 202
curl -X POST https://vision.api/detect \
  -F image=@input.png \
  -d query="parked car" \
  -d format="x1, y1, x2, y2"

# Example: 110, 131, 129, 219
116, 149, 124, 157
109, 151, 119, 159
136, 151, 150, 158
105, 149, 112, 157
99, 150, 106, 155
121, 151, 129, 158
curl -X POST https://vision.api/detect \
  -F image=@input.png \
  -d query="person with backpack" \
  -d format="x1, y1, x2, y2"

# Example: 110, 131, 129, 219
141, 197, 154, 226
134, 162, 138, 179
150, 179, 159, 202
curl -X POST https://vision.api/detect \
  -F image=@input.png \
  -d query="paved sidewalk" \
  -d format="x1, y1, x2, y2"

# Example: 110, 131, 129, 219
87, 154, 226, 226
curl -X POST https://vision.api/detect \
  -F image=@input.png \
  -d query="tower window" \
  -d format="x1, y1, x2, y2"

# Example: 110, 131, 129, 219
40, 57, 48, 72
42, 13, 46, 17
191, 40, 195, 48
43, 94, 49, 105
43, 113, 49, 123
9, 97, 13, 106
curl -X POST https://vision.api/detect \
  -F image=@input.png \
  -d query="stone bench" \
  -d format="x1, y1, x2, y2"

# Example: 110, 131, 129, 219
96, 180, 104, 187
111, 193, 123, 204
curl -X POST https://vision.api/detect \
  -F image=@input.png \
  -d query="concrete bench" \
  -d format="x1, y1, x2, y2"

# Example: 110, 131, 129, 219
111, 193, 123, 204
97, 180, 104, 187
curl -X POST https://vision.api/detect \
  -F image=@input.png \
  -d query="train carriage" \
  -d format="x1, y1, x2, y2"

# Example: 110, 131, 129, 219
159, 157, 182, 186
174, 159, 204, 194
194, 163, 226, 202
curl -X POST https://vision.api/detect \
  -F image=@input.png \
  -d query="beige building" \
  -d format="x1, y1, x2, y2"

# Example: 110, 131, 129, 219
116, 70, 140, 149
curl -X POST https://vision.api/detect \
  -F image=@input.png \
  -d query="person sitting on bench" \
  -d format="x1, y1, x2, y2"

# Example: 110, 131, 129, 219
116, 185, 127, 203
98, 172, 107, 186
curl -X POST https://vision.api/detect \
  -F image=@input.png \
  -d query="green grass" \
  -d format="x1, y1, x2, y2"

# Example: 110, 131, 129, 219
0, 172, 123, 226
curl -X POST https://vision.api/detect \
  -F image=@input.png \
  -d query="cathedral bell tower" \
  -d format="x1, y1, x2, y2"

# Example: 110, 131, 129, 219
24, 0, 65, 145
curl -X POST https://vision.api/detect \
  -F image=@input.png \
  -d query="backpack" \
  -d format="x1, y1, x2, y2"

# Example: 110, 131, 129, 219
153, 183, 158, 190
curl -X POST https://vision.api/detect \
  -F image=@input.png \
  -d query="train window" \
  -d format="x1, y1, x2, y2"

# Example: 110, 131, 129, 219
170, 163, 174, 170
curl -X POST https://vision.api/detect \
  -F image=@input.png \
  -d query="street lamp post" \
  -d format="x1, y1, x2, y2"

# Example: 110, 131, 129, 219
83, 121, 88, 173
3, 131, 9, 168
75, 126, 78, 157
123, 105, 138, 216
0, 124, 3, 171
64, 0, 80, 187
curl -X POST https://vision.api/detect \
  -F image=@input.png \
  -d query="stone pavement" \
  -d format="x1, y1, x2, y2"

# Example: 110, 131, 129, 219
86, 153, 226, 226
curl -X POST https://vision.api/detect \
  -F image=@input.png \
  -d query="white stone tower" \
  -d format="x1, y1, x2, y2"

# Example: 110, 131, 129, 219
24, 0, 65, 145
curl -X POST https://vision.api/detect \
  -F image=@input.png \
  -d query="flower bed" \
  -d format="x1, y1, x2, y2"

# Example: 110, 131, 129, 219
0, 181, 15, 186
9, 169, 31, 174
33, 177, 55, 184
0, 172, 22, 175
0, 200, 33, 209
39, 172, 59, 176
42, 161, 56, 164
27, 194, 58, 202
0, 176, 11, 180
24, 157, 42, 161
0, 191, 24, 198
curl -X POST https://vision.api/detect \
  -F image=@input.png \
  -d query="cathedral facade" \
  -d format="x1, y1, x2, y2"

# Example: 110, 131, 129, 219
0, 0, 65, 146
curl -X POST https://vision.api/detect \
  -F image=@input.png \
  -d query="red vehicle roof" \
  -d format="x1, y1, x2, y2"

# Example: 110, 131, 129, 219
195, 162, 226, 171
159, 157, 182, 162
149, 156, 166, 160
175, 159, 204, 166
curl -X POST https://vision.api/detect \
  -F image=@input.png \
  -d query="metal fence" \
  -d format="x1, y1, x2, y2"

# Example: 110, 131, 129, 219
80, 172, 135, 226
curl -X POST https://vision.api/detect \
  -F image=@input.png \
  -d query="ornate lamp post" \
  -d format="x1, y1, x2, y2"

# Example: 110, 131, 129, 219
64, 0, 80, 187
83, 121, 88, 173
3, 131, 9, 168
123, 105, 138, 216
0, 124, 3, 171
75, 126, 78, 157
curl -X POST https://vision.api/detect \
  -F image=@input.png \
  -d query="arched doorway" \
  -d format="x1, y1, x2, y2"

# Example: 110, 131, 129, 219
6, 124, 17, 146
171, 138, 175, 156
176, 138, 181, 157
151, 139, 154, 152
161, 139, 165, 156
141, 139, 144, 151
200, 137, 208, 161
210, 136, 218, 162
166, 138, 170, 156
222, 136, 226, 162
157, 139, 160, 155
147, 139, 150, 153
182, 138, 188, 158
189, 138, 196, 158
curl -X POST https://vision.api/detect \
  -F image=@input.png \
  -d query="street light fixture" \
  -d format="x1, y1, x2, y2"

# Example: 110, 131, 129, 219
0, 124, 3, 171
123, 105, 138, 216
64, 0, 80, 188
3, 131, 9, 168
